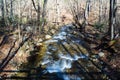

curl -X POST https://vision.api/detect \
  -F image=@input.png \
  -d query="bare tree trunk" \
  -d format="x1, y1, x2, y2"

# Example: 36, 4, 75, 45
83, 0, 90, 31
10, 0, 13, 20
31, 0, 37, 33
37, 0, 40, 33
55, 0, 58, 26
41, 0, 48, 31
1, 0, 5, 26
18, 0, 21, 42
99, 0, 103, 22
31, 0, 41, 33
31, 0, 37, 11
109, 0, 117, 40
1, 0, 5, 18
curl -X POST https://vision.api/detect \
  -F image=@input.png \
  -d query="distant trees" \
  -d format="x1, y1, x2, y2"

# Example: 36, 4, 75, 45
31, 0, 48, 33
0, 0, 15, 27
0, 0, 119, 38
68, 0, 91, 31
67, 0, 119, 39
67, 0, 83, 30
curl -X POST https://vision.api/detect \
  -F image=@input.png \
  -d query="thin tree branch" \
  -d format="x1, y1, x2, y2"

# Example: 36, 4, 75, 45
0, 39, 17, 68
0, 33, 33, 72
31, 0, 38, 12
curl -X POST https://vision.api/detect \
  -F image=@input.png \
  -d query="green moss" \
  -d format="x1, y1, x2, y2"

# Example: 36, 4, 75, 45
35, 43, 47, 67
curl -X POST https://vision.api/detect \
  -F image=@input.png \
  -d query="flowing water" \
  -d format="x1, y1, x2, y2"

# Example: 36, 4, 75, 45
40, 24, 90, 80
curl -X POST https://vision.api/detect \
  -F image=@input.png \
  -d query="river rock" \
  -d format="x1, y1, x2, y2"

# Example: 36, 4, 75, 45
45, 35, 52, 40
36, 43, 43, 46
51, 29, 56, 34
98, 52, 105, 57
38, 38, 43, 42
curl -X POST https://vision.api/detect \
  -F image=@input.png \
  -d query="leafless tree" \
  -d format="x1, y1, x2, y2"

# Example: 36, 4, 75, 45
41, 0, 48, 31
31, 0, 40, 33
10, 0, 13, 20
84, 0, 91, 27
108, 0, 117, 40
99, 0, 103, 22
1, 0, 5, 26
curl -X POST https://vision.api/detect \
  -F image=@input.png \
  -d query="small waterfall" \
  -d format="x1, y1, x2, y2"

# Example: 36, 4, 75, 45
41, 24, 87, 80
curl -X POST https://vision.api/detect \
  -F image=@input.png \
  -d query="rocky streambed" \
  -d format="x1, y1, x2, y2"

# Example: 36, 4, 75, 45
27, 24, 108, 80
11, 24, 117, 80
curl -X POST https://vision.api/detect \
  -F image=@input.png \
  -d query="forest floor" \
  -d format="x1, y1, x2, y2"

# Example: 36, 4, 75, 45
0, 24, 120, 79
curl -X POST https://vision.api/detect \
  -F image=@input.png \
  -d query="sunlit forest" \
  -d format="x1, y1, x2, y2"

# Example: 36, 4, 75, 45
0, 0, 120, 80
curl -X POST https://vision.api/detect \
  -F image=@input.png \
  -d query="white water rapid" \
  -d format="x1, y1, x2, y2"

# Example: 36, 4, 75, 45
41, 24, 88, 80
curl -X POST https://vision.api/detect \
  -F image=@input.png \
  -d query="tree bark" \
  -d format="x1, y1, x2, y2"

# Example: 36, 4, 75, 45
99, 0, 103, 22
31, 0, 37, 11
108, 0, 117, 40
37, 0, 40, 33
10, 0, 13, 20
1, 0, 5, 26
41, 0, 48, 31
83, 0, 90, 31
